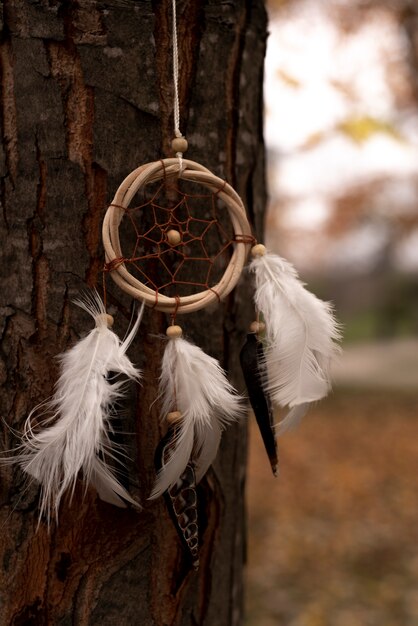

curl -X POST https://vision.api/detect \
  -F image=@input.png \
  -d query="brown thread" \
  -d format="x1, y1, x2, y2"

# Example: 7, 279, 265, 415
104, 257, 125, 272
108, 203, 129, 213
102, 272, 107, 309
208, 287, 221, 302
152, 288, 160, 310
110, 178, 245, 301
171, 295, 181, 321
234, 233, 256, 245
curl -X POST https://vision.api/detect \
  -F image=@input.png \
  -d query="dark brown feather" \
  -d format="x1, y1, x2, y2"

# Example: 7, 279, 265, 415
240, 333, 279, 476
155, 427, 200, 569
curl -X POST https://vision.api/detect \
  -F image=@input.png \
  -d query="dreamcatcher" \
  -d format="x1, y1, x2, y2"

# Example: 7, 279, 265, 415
7, 0, 340, 568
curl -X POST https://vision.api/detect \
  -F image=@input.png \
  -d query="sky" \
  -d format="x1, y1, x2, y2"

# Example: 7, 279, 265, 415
264, 1, 418, 273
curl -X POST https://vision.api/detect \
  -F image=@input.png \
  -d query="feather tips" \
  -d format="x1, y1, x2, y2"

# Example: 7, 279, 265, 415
250, 252, 341, 430
150, 336, 243, 499
15, 291, 143, 522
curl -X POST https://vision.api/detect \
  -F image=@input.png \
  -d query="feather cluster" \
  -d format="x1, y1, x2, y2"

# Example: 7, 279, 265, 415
150, 335, 244, 499
250, 251, 341, 432
14, 292, 143, 523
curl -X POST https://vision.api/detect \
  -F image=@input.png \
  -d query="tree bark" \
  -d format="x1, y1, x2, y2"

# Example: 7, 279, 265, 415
0, 1, 267, 624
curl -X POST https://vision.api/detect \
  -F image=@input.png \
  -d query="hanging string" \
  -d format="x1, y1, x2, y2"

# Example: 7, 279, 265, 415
172, 0, 182, 140
171, 0, 186, 172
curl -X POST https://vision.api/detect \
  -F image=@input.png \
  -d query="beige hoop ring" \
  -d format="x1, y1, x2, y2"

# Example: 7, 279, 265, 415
102, 158, 253, 314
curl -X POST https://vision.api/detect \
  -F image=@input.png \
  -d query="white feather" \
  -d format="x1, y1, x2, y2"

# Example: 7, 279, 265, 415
150, 336, 243, 499
250, 252, 341, 431
194, 421, 222, 484
14, 291, 143, 523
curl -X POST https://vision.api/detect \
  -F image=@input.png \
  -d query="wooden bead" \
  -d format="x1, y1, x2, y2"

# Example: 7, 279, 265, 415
251, 243, 266, 258
171, 137, 188, 153
96, 313, 114, 328
249, 321, 265, 334
167, 410, 182, 424
166, 229, 182, 246
166, 325, 183, 338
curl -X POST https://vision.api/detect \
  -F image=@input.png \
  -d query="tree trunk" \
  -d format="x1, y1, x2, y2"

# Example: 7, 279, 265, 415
0, 1, 267, 624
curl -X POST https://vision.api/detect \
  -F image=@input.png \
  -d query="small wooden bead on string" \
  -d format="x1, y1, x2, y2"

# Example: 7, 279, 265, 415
171, 136, 188, 155
166, 411, 182, 425
249, 320, 265, 334
95, 313, 115, 328
166, 325, 183, 339
166, 229, 182, 246
250, 243, 266, 258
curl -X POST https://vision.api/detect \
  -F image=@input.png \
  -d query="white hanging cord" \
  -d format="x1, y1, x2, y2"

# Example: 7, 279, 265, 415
171, 0, 187, 171
172, 0, 181, 139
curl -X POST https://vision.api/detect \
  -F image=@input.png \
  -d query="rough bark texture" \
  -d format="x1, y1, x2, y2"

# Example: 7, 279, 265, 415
0, 1, 267, 624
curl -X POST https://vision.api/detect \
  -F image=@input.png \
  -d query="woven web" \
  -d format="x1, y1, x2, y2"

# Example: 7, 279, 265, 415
105, 173, 241, 303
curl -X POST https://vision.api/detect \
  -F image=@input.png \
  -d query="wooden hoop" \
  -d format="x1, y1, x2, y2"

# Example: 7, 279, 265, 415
102, 158, 252, 314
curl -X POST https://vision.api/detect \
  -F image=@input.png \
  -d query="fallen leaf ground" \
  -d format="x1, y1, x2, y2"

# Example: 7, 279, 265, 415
245, 389, 418, 626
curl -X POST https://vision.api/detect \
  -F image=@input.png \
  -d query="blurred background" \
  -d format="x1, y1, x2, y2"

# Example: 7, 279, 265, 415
246, 1, 418, 624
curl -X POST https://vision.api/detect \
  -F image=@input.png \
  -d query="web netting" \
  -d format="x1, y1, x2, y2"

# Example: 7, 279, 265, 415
105, 174, 243, 302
